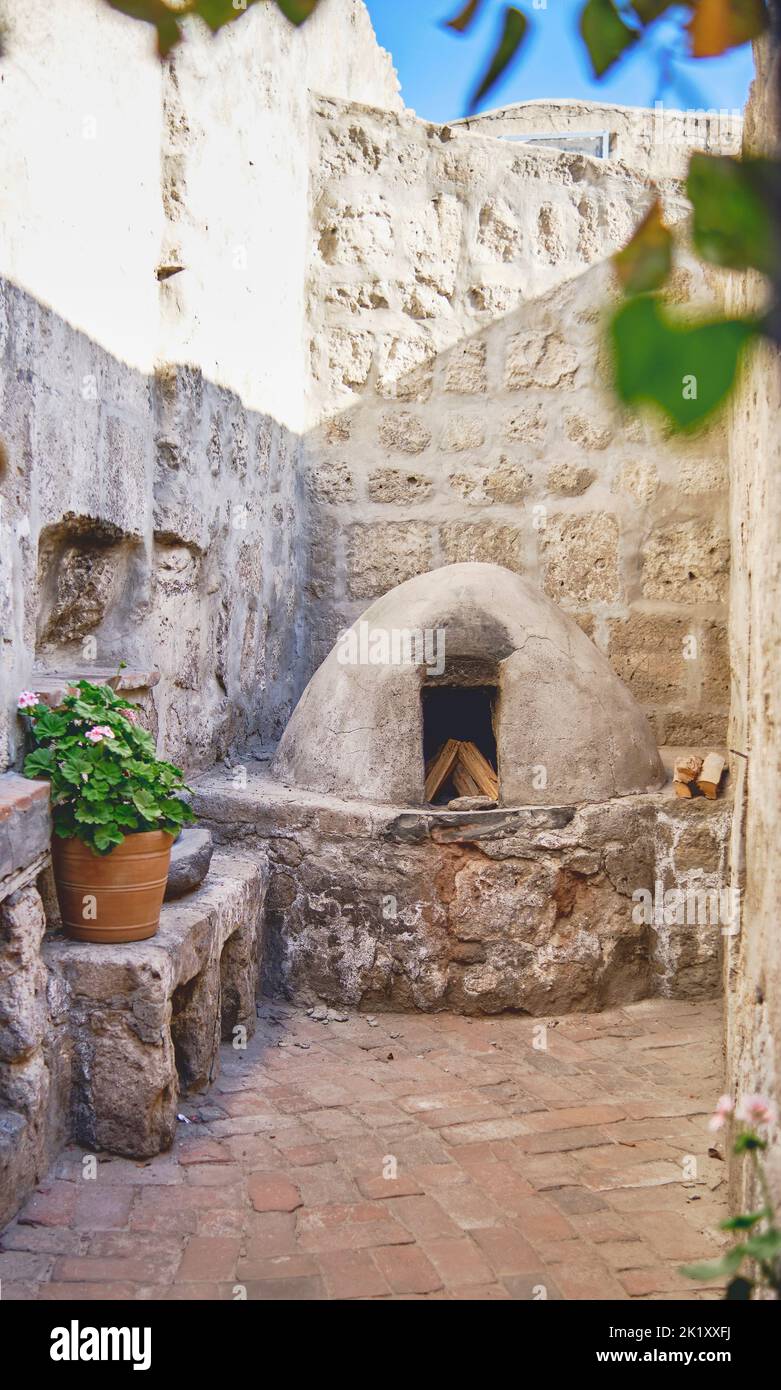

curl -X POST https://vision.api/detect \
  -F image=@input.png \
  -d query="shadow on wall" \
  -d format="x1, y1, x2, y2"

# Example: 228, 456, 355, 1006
0, 276, 312, 777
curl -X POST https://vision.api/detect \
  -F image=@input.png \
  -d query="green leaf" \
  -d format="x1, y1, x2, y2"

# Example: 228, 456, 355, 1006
105, 1, 183, 57
680, 1246, 746, 1282
467, 6, 529, 114
631, 0, 676, 19
93, 825, 125, 853
192, 1, 250, 32
610, 295, 759, 430
734, 1130, 767, 1153
444, 0, 485, 31
743, 1228, 781, 1260
614, 198, 673, 295
726, 1275, 754, 1299
720, 1210, 769, 1231
23, 748, 55, 779
31, 711, 70, 740
687, 0, 769, 59
274, 0, 320, 25
579, 0, 639, 78
688, 152, 781, 278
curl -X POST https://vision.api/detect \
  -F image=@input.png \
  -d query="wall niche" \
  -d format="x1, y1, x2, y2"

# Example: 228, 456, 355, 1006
34, 513, 145, 669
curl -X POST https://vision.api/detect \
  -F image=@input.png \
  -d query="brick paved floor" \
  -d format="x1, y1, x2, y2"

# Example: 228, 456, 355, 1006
0, 997, 728, 1300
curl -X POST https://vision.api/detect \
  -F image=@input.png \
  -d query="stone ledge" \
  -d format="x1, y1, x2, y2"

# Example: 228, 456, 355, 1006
0, 774, 51, 887
29, 668, 160, 708
42, 850, 268, 1158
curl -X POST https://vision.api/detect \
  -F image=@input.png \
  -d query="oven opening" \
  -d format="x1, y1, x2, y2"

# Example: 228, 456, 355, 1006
422, 685, 498, 805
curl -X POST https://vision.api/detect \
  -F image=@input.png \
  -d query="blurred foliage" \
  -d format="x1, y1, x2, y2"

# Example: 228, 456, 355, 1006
689, 151, 781, 276
579, 0, 639, 78
613, 197, 673, 293
105, 0, 318, 58
612, 295, 759, 427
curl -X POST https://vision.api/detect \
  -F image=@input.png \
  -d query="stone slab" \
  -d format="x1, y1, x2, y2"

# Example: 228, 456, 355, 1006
43, 851, 268, 1158
0, 774, 51, 886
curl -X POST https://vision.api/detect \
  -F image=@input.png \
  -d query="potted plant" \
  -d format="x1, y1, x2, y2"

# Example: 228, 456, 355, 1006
18, 677, 194, 944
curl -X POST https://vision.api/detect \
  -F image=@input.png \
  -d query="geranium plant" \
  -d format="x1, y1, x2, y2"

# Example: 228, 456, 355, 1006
19, 678, 194, 854
681, 1093, 780, 1299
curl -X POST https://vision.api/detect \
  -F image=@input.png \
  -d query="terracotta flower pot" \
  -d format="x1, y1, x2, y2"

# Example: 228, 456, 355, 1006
52, 829, 174, 944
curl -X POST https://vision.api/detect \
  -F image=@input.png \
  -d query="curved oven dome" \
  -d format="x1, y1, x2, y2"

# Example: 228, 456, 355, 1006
273, 563, 665, 807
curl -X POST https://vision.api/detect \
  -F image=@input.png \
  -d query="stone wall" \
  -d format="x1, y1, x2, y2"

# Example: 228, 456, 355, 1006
195, 768, 731, 1015
725, 31, 781, 1207
0, 0, 402, 774
0, 281, 306, 772
303, 97, 731, 745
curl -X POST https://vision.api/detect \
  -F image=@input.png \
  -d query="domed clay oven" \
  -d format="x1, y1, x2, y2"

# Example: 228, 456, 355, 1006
274, 563, 664, 806
195, 563, 728, 1015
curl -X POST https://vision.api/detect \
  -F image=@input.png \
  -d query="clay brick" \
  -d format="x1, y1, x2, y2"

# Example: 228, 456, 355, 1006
247, 1172, 302, 1213
372, 1243, 443, 1294
424, 1236, 494, 1288
176, 1236, 240, 1282
318, 1249, 391, 1299
472, 1225, 541, 1275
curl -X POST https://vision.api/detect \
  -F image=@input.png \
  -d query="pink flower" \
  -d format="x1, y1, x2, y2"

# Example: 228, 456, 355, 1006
736, 1094, 777, 1128
708, 1095, 734, 1132
86, 725, 115, 744
17, 691, 39, 710
123, 708, 140, 725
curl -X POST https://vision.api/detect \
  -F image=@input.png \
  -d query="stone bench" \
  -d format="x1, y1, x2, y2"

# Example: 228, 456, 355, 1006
43, 851, 268, 1158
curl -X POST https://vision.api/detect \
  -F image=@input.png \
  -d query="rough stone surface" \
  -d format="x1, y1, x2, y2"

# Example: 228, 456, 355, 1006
0, 886, 66, 1230
194, 763, 727, 1017
42, 854, 267, 1159
724, 33, 781, 1216
165, 829, 215, 901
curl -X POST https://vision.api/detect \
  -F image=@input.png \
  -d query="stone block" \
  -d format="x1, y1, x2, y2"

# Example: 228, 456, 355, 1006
403, 195, 461, 297
43, 853, 267, 1157
607, 615, 693, 705
0, 887, 47, 1063
375, 334, 434, 402
321, 328, 373, 392
347, 523, 433, 599
444, 340, 487, 395
307, 460, 355, 504
476, 198, 523, 262
564, 413, 611, 452
541, 514, 621, 604
642, 522, 729, 604
505, 332, 579, 390
504, 405, 547, 446
317, 197, 393, 266
677, 454, 728, 494
367, 469, 433, 504
378, 411, 432, 454
439, 414, 486, 453
0, 776, 51, 887
440, 522, 525, 572
613, 460, 659, 505
547, 463, 596, 497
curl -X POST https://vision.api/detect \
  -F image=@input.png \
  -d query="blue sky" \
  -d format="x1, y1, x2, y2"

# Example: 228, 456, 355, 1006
363, 0, 754, 123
